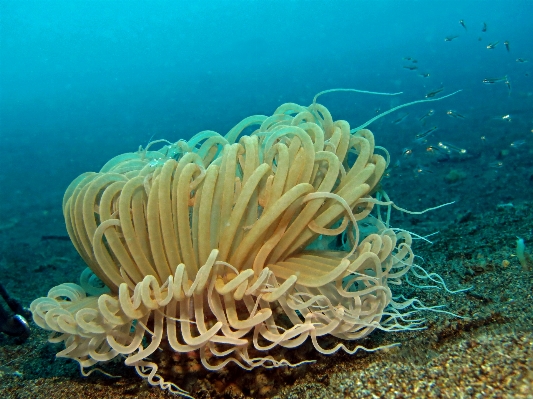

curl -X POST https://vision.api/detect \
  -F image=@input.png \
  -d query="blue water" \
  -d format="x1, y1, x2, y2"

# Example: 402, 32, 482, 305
1, 0, 532, 233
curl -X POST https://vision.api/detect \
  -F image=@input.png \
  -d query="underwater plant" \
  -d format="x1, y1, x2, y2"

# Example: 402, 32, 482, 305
30, 92, 461, 397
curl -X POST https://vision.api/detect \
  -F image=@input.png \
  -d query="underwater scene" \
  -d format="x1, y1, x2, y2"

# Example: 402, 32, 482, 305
1, 1, 532, 398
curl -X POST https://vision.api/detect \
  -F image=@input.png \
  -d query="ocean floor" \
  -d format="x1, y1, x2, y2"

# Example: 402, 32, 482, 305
1, 143, 533, 399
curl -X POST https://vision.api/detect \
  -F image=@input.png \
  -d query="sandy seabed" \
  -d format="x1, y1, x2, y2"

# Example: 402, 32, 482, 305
1, 141, 532, 399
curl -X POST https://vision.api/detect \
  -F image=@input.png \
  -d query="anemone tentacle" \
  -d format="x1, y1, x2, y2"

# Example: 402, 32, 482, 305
31, 101, 420, 398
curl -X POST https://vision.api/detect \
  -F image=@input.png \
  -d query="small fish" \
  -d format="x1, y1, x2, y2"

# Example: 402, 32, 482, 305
504, 41, 510, 52
505, 78, 511, 95
425, 145, 446, 155
403, 56, 412, 60
486, 41, 499, 49
403, 65, 418, 70
459, 20, 467, 30
425, 145, 452, 161
488, 161, 503, 168
482, 76, 508, 84
402, 148, 413, 157
446, 110, 466, 119
510, 140, 526, 148
492, 114, 512, 122
425, 87, 444, 98
419, 72, 430, 78
419, 109, 435, 122
412, 59, 418, 63
482, 22, 487, 32
414, 165, 434, 175
516, 58, 528, 63
392, 113, 409, 124
445, 35, 459, 41
415, 126, 437, 142
438, 142, 467, 154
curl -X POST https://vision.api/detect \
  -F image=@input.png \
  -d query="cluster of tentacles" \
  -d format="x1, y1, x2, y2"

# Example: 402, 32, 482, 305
31, 101, 416, 397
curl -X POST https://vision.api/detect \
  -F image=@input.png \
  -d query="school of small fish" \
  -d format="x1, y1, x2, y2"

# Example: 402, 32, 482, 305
394, 19, 530, 177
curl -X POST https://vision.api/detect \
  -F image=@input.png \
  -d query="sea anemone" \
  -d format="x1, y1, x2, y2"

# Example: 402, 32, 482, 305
30, 98, 447, 397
